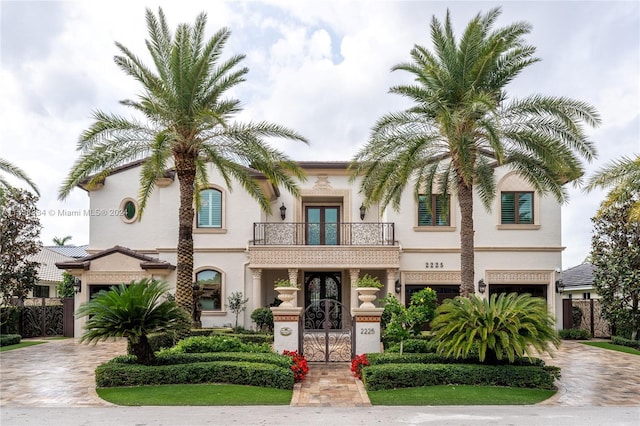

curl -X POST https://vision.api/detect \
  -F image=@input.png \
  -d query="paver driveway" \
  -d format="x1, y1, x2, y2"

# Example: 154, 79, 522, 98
0, 338, 638, 407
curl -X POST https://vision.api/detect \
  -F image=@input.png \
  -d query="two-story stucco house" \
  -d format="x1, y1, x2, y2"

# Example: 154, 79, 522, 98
57, 160, 565, 336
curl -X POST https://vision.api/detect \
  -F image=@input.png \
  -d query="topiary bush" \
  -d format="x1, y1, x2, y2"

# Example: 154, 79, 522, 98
166, 335, 271, 354
385, 338, 437, 353
95, 361, 294, 389
0, 306, 20, 335
361, 363, 560, 391
251, 307, 274, 332
0, 334, 21, 346
112, 351, 293, 369
365, 352, 546, 367
559, 328, 591, 340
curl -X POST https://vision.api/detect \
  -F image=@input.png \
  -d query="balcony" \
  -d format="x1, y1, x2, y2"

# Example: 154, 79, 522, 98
252, 222, 396, 246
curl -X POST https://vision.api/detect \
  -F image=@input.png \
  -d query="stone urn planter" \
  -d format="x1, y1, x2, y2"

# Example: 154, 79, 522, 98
274, 286, 299, 308
356, 287, 380, 308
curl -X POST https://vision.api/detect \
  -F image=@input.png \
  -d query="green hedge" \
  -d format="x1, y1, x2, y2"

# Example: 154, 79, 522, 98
95, 361, 294, 389
366, 352, 546, 367
362, 363, 560, 391
559, 329, 591, 340
0, 306, 20, 335
385, 338, 437, 353
0, 334, 21, 346
110, 351, 292, 369
611, 335, 640, 349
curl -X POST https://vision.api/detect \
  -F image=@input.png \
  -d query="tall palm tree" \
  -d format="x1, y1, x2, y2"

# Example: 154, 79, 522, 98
584, 154, 640, 221
0, 157, 39, 197
76, 279, 190, 365
351, 7, 600, 296
58, 8, 307, 317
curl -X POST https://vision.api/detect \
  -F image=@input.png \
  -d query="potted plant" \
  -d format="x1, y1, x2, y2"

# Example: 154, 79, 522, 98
274, 278, 300, 307
355, 274, 383, 308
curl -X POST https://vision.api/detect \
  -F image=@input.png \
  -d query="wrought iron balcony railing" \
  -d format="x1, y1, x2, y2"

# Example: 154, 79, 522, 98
252, 222, 395, 246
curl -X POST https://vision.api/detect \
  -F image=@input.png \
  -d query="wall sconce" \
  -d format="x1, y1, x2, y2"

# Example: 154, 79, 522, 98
359, 204, 366, 221
555, 279, 564, 293
73, 278, 82, 294
280, 203, 286, 220
395, 280, 401, 294
478, 279, 486, 294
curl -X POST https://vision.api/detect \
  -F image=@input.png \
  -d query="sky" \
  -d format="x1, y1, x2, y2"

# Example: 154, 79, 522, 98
1, 0, 638, 269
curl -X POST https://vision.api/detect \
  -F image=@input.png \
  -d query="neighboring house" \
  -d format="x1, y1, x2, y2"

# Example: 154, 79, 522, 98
57, 161, 566, 336
561, 263, 597, 300
29, 247, 79, 298
47, 245, 89, 259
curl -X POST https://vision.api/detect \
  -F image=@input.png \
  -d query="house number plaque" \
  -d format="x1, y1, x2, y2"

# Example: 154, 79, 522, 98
425, 262, 444, 269
280, 327, 292, 336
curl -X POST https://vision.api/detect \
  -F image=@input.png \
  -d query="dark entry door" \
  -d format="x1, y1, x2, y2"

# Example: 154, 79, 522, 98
306, 207, 339, 245
304, 272, 341, 329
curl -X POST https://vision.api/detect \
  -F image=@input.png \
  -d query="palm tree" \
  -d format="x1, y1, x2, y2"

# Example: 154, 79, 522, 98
0, 157, 39, 197
52, 235, 72, 246
584, 154, 640, 221
351, 7, 600, 296
76, 279, 190, 365
430, 293, 559, 364
58, 8, 307, 318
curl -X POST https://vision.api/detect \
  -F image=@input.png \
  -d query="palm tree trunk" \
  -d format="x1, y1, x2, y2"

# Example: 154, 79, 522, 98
174, 152, 196, 325
458, 179, 475, 297
128, 335, 155, 365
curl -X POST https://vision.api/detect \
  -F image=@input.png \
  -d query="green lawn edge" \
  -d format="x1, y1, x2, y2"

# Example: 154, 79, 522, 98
579, 341, 640, 355
0, 341, 47, 352
367, 384, 556, 405
96, 383, 293, 406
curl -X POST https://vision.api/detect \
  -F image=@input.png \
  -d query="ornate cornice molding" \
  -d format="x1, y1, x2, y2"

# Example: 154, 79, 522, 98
403, 271, 462, 284
486, 270, 553, 284
248, 246, 400, 268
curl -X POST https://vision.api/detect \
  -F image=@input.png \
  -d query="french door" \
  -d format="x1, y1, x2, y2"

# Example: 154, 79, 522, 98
306, 206, 339, 245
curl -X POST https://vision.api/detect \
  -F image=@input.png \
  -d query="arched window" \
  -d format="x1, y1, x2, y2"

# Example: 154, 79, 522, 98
196, 269, 222, 311
197, 188, 222, 228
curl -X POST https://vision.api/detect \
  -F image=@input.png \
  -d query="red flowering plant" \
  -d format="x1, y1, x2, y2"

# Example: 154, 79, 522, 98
351, 353, 369, 380
283, 350, 309, 382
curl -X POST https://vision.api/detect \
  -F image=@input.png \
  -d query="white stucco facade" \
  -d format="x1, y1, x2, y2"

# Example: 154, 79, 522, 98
60, 161, 565, 335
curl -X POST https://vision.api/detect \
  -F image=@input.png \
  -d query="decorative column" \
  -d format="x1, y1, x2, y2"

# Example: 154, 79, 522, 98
349, 268, 360, 311
386, 269, 397, 299
271, 306, 302, 354
251, 268, 262, 313
288, 268, 299, 307
352, 306, 384, 355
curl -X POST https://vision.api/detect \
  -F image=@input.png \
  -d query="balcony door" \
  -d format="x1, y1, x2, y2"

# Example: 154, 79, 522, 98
306, 206, 339, 245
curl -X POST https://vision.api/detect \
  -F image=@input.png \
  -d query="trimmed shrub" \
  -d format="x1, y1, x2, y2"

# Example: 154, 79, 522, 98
95, 360, 294, 389
559, 329, 591, 340
386, 338, 437, 353
189, 328, 232, 337
611, 335, 640, 349
0, 334, 21, 346
362, 363, 560, 391
251, 308, 274, 332
111, 351, 293, 369
366, 352, 545, 367
168, 335, 271, 354
0, 306, 20, 335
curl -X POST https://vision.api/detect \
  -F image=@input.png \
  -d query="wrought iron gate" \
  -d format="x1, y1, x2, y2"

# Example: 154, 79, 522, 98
300, 298, 353, 362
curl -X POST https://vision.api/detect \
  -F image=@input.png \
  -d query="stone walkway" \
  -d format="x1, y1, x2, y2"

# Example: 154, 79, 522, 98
290, 363, 370, 407
1, 338, 639, 407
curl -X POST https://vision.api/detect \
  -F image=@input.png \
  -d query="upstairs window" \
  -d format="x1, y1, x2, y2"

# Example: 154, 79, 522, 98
418, 195, 450, 226
501, 191, 533, 224
197, 188, 222, 228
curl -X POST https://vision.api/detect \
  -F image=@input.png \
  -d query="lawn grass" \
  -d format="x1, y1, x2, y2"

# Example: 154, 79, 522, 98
96, 383, 293, 406
367, 385, 555, 405
0, 341, 47, 352
580, 341, 640, 355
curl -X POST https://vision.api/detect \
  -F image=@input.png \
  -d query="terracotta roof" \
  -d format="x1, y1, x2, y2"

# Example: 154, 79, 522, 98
55, 245, 175, 271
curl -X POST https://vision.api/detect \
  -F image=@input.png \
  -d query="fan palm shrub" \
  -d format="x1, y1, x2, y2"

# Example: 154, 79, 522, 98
76, 279, 190, 365
430, 293, 559, 364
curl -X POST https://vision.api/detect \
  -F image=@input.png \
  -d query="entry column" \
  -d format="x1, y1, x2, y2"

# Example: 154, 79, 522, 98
351, 307, 383, 355
271, 306, 302, 354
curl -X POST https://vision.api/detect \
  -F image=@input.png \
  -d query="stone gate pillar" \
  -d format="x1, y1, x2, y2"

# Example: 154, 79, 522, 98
352, 307, 384, 355
271, 306, 303, 354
